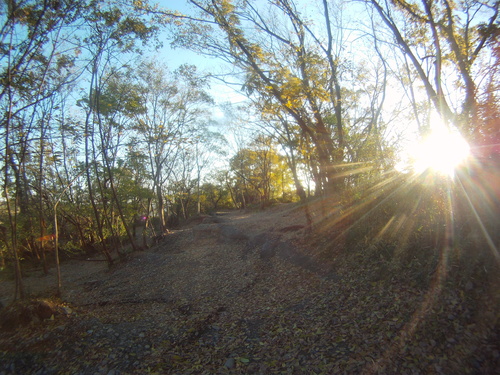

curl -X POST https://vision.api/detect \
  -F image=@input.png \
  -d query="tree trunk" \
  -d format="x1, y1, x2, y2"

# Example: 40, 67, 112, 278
143, 198, 152, 248
156, 184, 165, 233
85, 85, 113, 267
39, 134, 49, 275
4, 83, 24, 299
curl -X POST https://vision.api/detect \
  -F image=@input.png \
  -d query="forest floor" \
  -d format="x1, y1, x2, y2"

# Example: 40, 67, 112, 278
0, 202, 499, 375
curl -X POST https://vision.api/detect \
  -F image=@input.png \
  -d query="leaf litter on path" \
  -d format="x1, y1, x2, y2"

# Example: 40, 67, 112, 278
0, 206, 498, 374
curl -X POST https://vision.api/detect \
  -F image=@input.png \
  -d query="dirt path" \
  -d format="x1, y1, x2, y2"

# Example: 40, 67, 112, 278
0, 205, 308, 306
0, 204, 498, 374
0, 205, 318, 374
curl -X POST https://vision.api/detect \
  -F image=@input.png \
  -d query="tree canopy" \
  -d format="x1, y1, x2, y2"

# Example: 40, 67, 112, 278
0, 0, 498, 299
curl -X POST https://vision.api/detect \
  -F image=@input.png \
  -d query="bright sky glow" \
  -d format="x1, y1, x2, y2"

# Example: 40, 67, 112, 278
410, 126, 470, 176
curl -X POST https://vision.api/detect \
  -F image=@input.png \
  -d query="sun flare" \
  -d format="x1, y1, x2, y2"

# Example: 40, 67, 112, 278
410, 127, 470, 176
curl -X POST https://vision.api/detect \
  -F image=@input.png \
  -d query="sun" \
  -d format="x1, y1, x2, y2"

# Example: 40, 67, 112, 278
410, 126, 470, 177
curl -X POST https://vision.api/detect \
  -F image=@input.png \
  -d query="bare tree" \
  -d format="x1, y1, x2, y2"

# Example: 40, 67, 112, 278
368, 0, 499, 136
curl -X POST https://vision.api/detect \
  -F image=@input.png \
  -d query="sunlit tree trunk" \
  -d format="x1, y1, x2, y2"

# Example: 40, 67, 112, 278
85, 64, 113, 267
369, 0, 498, 135
38, 128, 49, 275
3, 113, 24, 300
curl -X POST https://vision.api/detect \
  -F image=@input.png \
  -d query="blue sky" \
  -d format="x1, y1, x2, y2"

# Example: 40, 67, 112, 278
151, 1, 248, 117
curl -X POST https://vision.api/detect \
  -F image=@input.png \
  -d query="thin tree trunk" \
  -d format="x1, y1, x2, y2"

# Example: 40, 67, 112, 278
96, 113, 139, 253
156, 183, 165, 233
84, 69, 113, 266
54, 203, 62, 297
143, 198, 152, 248
39, 130, 49, 275
4, 43, 24, 298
